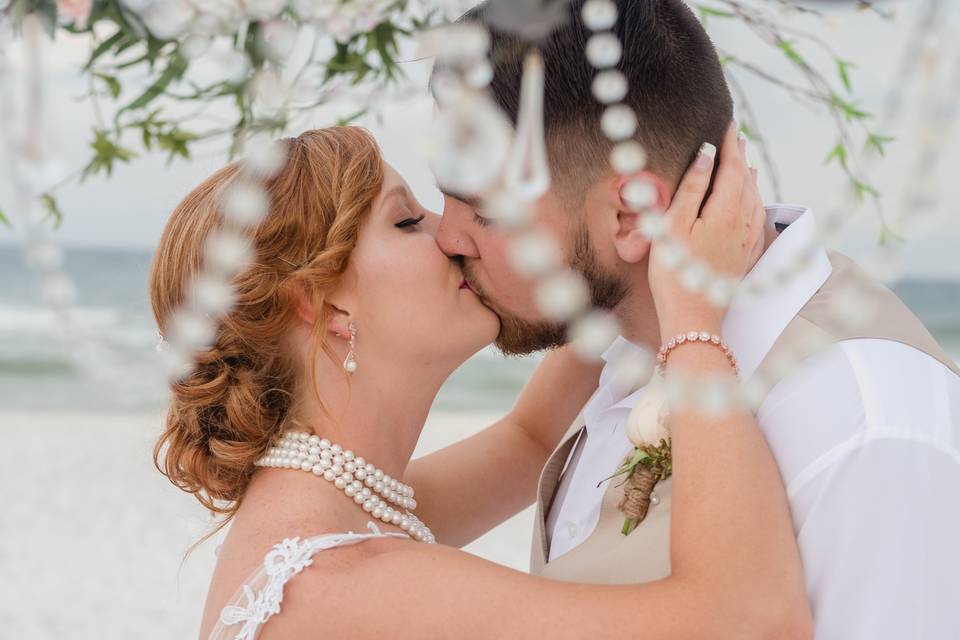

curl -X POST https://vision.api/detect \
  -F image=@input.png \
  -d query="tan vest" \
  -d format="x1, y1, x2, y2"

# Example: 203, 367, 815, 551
530, 250, 960, 584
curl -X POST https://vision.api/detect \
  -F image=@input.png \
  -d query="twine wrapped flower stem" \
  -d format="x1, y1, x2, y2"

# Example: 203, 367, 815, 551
609, 438, 672, 536
596, 373, 673, 535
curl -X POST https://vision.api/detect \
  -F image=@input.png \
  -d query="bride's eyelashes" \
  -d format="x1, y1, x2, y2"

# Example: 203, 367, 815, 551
395, 214, 425, 230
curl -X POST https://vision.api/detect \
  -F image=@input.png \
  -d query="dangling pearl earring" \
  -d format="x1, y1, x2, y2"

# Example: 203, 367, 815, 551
343, 321, 358, 374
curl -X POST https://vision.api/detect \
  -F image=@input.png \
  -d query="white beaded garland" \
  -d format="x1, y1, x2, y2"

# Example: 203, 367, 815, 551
585, 33, 622, 68
581, 0, 618, 31
254, 430, 434, 544
621, 178, 658, 211
601, 104, 638, 140
609, 141, 647, 174
591, 70, 628, 104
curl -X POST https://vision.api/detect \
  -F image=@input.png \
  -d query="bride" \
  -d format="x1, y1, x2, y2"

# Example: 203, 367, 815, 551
149, 126, 811, 639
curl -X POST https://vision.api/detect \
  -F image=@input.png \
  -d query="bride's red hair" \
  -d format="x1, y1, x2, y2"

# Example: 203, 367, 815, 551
148, 127, 384, 536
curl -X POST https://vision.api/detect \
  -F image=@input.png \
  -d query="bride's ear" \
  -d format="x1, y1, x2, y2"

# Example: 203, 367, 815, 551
325, 304, 352, 340
608, 172, 671, 265
287, 281, 352, 338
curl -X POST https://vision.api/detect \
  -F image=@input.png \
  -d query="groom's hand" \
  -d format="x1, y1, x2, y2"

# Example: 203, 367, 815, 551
649, 121, 764, 338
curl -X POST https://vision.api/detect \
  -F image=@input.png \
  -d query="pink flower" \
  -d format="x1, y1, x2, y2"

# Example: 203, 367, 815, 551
56, 0, 93, 29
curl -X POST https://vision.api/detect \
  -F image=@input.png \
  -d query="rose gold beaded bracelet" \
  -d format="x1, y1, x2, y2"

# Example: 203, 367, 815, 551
656, 331, 739, 376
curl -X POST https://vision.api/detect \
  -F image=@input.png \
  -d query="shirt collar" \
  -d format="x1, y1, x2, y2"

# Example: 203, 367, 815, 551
722, 203, 832, 379
587, 203, 831, 423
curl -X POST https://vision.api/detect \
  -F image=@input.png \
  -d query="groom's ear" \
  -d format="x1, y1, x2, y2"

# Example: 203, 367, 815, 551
606, 172, 671, 265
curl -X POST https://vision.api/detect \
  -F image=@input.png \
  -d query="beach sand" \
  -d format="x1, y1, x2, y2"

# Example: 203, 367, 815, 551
0, 410, 535, 639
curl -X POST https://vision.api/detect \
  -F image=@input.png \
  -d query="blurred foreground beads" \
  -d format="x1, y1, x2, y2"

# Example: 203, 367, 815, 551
592, 70, 628, 104
508, 230, 561, 277
187, 274, 237, 316
638, 211, 668, 240
585, 33, 622, 68
222, 182, 270, 227
243, 136, 287, 179
610, 141, 647, 174
482, 189, 534, 228
419, 23, 490, 67
570, 311, 621, 360
621, 179, 658, 211
502, 51, 550, 200
428, 93, 513, 196
601, 104, 638, 140
205, 229, 253, 276
582, 0, 618, 30
535, 271, 590, 322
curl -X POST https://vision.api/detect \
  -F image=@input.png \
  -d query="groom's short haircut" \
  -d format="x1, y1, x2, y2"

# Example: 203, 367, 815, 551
451, 0, 733, 207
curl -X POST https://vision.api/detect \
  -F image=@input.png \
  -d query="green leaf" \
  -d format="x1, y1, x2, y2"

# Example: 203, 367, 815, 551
697, 4, 736, 24
40, 193, 63, 229
94, 72, 122, 99
84, 30, 127, 70
878, 224, 906, 246
777, 39, 806, 68
117, 52, 189, 116
836, 58, 855, 93
865, 132, 896, 157
824, 141, 848, 169
850, 177, 880, 202
829, 93, 870, 122
81, 129, 139, 181
156, 127, 197, 165
0, 207, 11, 229
626, 448, 652, 468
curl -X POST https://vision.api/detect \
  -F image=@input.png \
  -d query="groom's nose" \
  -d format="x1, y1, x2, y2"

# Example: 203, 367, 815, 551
436, 206, 480, 259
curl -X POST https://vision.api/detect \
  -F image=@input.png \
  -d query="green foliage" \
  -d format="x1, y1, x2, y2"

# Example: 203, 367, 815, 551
116, 52, 189, 117
40, 193, 63, 228
0, 208, 11, 229
0, 0, 439, 234
777, 39, 807, 68
879, 224, 907, 246
836, 58, 855, 93
0, 0, 894, 245
81, 129, 138, 181
696, 4, 736, 25
829, 92, 870, 123
824, 140, 848, 170
866, 132, 896, 157
94, 72, 122, 99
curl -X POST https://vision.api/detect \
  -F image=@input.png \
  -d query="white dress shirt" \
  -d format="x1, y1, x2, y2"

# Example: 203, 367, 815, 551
545, 204, 960, 639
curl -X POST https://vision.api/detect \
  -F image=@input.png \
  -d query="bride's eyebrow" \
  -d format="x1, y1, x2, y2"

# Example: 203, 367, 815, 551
381, 185, 410, 210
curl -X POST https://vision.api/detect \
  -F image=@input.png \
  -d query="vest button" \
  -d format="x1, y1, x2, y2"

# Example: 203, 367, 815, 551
566, 522, 579, 538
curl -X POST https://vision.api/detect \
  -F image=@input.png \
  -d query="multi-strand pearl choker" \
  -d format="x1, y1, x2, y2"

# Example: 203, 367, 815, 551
254, 430, 435, 544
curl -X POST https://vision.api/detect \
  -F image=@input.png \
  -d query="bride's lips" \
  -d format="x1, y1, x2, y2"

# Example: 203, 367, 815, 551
460, 278, 475, 294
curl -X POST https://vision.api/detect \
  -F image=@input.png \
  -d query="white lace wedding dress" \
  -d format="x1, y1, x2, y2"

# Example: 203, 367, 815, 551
208, 522, 409, 639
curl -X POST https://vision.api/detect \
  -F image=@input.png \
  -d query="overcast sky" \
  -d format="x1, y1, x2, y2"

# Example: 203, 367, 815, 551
2, 0, 958, 280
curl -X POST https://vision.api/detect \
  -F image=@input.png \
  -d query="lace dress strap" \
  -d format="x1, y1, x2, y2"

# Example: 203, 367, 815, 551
208, 522, 409, 640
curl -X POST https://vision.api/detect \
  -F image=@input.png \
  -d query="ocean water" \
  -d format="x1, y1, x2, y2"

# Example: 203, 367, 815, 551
0, 245, 540, 412
1, 245, 958, 412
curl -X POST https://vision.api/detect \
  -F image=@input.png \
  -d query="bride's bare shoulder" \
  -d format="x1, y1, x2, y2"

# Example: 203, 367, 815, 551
257, 538, 553, 640
252, 535, 432, 639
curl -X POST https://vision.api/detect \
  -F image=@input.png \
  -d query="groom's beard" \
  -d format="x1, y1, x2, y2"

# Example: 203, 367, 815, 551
466, 223, 630, 357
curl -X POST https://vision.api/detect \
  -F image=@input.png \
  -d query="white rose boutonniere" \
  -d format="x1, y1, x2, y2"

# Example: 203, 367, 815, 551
610, 374, 672, 536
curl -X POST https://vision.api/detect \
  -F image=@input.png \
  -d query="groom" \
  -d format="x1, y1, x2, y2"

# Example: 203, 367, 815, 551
433, 1, 960, 638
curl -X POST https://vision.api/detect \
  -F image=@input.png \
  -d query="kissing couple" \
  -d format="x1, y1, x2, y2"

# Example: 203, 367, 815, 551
149, 1, 960, 638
